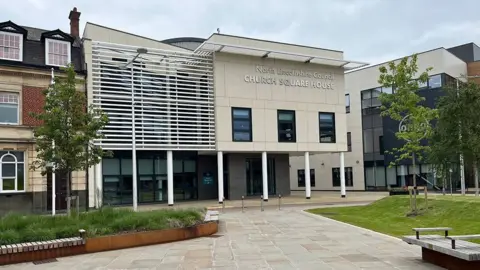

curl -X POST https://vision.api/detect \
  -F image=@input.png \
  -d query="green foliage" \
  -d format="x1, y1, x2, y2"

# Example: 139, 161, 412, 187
308, 196, 480, 240
377, 55, 437, 166
0, 207, 204, 245
30, 64, 111, 175
429, 80, 480, 177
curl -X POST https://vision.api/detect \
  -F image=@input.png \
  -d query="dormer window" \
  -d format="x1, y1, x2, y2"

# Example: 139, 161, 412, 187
0, 31, 22, 61
45, 38, 70, 67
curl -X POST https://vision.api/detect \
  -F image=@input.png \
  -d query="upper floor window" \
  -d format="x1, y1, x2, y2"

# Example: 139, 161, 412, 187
0, 92, 19, 124
0, 32, 22, 61
428, 74, 442, 89
45, 39, 70, 67
0, 151, 25, 193
319, 112, 336, 143
278, 110, 296, 142
345, 94, 350, 113
232, 107, 252, 142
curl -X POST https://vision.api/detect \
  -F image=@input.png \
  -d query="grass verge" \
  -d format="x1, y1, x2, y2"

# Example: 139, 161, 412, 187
307, 195, 480, 241
0, 207, 205, 245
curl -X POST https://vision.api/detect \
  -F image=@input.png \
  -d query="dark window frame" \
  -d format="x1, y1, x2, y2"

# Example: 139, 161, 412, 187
319, 112, 336, 143
347, 132, 352, 152
277, 110, 296, 143
345, 93, 350, 113
297, 169, 315, 187
332, 167, 354, 187
231, 107, 252, 142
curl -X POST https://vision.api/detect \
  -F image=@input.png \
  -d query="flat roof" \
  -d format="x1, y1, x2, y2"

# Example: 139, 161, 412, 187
196, 34, 368, 70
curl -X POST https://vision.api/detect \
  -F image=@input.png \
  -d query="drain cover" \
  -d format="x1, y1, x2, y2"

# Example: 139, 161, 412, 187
33, 258, 58, 265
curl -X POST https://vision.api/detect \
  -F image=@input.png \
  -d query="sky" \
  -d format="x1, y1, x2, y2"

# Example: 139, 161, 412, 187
3, 0, 480, 65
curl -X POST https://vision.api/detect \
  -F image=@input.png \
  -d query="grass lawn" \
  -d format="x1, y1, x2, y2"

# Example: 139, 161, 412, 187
0, 207, 205, 245
307, 195, 480, 240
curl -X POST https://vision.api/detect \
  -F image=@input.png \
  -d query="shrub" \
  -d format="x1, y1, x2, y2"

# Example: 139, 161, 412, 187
0, 207, 204, 245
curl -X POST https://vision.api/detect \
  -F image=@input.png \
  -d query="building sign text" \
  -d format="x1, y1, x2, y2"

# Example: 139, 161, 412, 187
244, 65, 336, 89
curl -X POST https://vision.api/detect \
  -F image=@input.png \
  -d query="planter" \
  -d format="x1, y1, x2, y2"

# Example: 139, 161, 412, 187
85, 222, 218, 253
0, 221, 218, 266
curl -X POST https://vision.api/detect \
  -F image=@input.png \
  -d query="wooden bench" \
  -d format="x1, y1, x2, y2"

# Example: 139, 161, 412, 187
413, 227, 452, 239
403, 228, 480, 270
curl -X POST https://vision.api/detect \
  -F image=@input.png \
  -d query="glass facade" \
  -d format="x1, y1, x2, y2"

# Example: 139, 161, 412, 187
102, 151, 197, 205
361, 73, 449, 190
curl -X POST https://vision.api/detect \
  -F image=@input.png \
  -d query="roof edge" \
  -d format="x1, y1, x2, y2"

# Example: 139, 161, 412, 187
345, 47, 449, 74
84, 22, 190, 52
205, 33, 344, 54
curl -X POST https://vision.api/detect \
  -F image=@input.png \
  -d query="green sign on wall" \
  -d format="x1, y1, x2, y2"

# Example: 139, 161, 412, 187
203, 172, 214, 185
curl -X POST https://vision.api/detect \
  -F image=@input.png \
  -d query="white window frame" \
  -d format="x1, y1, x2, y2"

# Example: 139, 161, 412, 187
0, 151, 25, 193
45, 38, 71, 67
0, 92, 19, 125
0, 31, 23, 62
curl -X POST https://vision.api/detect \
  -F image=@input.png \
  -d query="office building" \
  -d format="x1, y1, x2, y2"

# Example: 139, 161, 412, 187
290, 43, 480, 191
82, 22, 367, 207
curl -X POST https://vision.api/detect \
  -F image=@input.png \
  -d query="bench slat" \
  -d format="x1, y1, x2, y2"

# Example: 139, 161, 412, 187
413, 227, 452, 232
448, 235, 480, 240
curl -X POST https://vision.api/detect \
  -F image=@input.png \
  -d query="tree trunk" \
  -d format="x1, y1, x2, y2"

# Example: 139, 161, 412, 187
475, 160, 479, 197
66, 171, 71, 216
412, 154, 417, 214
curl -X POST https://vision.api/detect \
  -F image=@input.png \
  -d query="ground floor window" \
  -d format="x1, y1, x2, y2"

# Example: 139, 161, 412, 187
245, 158, 275, 196
297, 169, 315, 187
365, 163, 438, 190
102, 151, 198, 205
332, 167, 353, 187
0, 151, 25, 192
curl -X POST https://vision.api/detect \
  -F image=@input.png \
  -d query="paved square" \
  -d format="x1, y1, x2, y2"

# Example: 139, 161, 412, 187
1, 205, 444, 269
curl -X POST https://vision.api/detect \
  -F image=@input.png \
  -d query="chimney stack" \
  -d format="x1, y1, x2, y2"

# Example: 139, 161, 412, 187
68, 7, 81, 38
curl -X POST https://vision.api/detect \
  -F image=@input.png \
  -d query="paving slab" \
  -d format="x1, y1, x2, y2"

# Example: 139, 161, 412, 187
0, 204, 445, 270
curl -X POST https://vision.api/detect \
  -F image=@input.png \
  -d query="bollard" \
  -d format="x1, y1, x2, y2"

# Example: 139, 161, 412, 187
278, 194, 282, 210
261, 195, 264, 212
241, 195, 245, 213
222, 197, 225, 213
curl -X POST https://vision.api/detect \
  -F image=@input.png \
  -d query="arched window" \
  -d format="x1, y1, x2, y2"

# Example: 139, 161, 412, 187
0, 151, 25, 192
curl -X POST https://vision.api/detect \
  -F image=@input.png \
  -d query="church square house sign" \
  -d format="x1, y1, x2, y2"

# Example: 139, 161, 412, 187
244, 65, 336, 90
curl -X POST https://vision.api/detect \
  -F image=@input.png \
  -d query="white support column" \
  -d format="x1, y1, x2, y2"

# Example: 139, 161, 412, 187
305, 152, 311, 199
167, 150, 174, 206
262, 151, 268, 201
94, 162, 103, 208
132, 148, 138, 211
340, 152, 346, 198
217, 151, 224, 204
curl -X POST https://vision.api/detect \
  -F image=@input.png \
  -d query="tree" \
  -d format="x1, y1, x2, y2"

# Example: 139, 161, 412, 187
31, 64, 110, 215
429, 79, 480, 196
378, 55, 437, 214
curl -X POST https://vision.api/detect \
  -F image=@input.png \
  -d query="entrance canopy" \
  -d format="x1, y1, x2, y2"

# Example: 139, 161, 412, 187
195, 34, 368, 70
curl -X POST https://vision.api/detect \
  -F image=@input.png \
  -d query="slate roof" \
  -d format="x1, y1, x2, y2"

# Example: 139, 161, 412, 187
21, 25, 81, 47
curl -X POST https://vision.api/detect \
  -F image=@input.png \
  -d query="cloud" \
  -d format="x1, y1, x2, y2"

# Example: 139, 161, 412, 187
1, 0, 480, 64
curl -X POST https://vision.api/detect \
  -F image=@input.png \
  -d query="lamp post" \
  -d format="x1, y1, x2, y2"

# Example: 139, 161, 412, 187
455, 75, 480, 196
120, 48, 148, 212
49, 68, 56, 216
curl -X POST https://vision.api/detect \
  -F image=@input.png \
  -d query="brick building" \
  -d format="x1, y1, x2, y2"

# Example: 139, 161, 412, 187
0, 8, 86, 214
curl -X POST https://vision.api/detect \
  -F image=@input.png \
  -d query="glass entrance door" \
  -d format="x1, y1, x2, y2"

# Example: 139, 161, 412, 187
246, 158, 275, 196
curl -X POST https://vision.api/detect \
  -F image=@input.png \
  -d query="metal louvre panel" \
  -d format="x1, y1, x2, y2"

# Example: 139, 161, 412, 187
91, 41, 215, 150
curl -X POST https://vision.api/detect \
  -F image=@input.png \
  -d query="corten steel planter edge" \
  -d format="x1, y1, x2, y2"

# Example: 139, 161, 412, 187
85, 221, 218, 253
